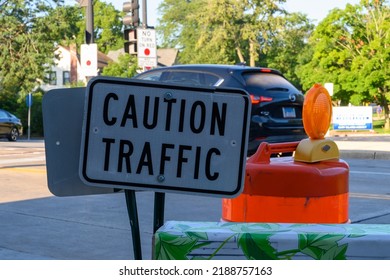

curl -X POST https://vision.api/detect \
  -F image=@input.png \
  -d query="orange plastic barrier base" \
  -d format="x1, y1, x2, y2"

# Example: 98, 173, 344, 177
222, 193, 349, 223
222, 142, 349, 224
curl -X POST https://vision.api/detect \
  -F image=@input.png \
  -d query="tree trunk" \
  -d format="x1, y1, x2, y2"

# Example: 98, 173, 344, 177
249, 41, 255, 67
235, 47, 245, 64
384, 104, 389, 130
380, 88, 389, 130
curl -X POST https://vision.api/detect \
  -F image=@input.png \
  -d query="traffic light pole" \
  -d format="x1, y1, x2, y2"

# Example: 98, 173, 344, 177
86, 0, 94, 44
142, 0, 147, 28
78, 0, 94, 44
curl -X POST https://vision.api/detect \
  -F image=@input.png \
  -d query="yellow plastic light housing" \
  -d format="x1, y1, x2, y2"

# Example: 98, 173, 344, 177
295, 83, 339, 162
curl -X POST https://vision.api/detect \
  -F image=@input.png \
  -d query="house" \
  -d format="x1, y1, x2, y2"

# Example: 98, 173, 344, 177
41, 45, 179, 92
40, 44, 113, 92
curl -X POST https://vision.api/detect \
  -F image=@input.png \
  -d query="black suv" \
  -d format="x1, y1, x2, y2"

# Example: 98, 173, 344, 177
134, 64, 306, 155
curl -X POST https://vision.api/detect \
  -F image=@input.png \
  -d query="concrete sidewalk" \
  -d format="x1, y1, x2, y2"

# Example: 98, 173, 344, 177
331, 134, 390, 160
0, 135, 389, 260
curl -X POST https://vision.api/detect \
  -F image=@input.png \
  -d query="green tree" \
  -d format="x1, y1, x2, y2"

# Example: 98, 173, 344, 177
47, 1, 124, 54
0, 0, 64, 111
297, 0, 390, 127
262, 12, 314, 90
101, 53, 138, 78
158, 0, 287, 66
75, 0, 124, 53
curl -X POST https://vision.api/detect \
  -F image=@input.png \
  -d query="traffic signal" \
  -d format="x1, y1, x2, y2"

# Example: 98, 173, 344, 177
124, 29, 137, 54
123, 0, 140, 27
123, 1, 139, 54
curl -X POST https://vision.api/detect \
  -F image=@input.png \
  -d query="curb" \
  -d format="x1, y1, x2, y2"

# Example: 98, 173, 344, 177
339, 150, 390, 160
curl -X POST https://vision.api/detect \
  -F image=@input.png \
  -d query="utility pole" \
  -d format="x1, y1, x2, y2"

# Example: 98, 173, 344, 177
142, 0, 147, 28
78, 0, 97, 79
78, 0, 94, 44
86, 0, 94, 44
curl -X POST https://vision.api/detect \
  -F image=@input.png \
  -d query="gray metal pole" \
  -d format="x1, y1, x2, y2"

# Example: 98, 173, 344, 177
27, 95, 31, 141
86, 0, 94, 44
142, 0, 147, 28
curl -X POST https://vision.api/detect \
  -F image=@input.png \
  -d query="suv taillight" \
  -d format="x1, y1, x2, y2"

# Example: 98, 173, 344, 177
250, 94, 273, 104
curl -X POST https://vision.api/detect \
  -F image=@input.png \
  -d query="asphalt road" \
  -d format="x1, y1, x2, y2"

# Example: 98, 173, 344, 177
0, 137, 389, 259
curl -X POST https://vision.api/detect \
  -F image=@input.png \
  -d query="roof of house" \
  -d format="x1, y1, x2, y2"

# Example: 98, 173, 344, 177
157, 48, 179, 67
58, 45, 113, 68
107, 48, 179, 67
97, 51, 113, 68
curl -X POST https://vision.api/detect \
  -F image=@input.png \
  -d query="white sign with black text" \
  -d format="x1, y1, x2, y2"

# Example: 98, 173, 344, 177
79, 77, 250, 197
137, 28, 157, 68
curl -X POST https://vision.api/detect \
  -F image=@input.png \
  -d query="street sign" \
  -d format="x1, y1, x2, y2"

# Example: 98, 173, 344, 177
26, 93, 32, 108
137, 28, 157, 68
333, 106, 373, 130
79, 77, 250, 197
80, 43, 98, 77
43, 87, 116, 196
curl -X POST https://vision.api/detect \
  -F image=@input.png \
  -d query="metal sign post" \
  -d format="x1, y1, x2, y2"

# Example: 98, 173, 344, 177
26, 93, 32, 140
43, 77, 251, 259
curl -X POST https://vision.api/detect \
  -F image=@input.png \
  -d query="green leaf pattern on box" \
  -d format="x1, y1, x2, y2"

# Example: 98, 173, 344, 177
154, 222, 390, 260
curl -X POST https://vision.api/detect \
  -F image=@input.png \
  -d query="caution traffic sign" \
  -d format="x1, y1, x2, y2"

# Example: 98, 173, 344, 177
79, 77, 250, 197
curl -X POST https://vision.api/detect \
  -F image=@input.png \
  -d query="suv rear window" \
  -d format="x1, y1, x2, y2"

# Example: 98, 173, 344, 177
243, 72, 297, 93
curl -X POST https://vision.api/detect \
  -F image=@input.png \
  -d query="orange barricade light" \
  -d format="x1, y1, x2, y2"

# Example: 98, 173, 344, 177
221, 83, 349, 224
295, 83, 339, 162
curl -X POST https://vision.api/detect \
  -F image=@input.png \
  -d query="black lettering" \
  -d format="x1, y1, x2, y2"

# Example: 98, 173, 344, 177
194, 146, 201, 179
164, 98, 177, 131
143, 96, 159, 129
136, 142, 153, 175
177, 145, 192, 177
160, 143, 174, 175
205, 148, 220, 180
178, 99, 186, 132
118, 140, 133, 172
190, 101, 206, 133
103, 93, 118, 126
210, 102, 227, 136
102, 138, 115, 171
121, 95, 138, 127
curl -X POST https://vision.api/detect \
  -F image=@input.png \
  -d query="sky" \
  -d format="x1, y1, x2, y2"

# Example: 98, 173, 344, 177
68, 0, 361, 27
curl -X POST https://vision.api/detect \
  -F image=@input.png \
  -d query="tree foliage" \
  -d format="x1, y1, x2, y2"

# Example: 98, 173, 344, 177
0, 0, 65, 111
101, 53, 139, 78
158, 0, 288, 66
0, 0, 126, 135
262, 12, 314, 89
74, 0, 124, 53
296, 0, 390, 126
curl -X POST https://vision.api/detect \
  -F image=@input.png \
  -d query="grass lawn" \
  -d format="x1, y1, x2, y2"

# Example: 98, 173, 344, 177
373, 119, 390, 134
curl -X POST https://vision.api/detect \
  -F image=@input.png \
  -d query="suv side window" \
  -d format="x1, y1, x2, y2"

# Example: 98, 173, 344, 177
135, 69, 223, 86
136, 71, 163, 81
162, 71, 222, 86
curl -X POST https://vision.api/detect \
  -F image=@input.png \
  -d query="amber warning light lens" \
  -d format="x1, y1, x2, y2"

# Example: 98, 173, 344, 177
302, 83, 332, 139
